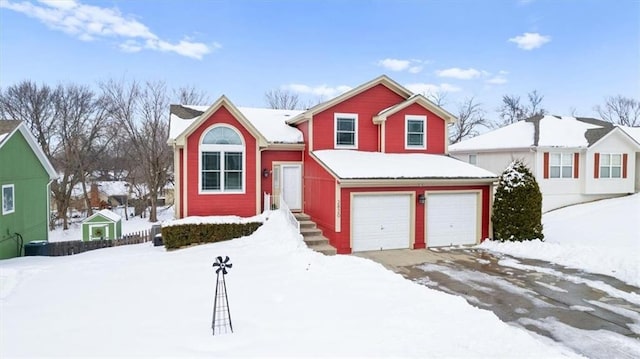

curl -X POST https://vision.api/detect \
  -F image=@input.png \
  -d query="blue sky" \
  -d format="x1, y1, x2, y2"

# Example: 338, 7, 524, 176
0, 0, 638, 121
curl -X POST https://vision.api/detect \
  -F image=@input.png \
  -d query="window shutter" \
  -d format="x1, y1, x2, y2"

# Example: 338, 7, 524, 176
543, 152, 549, 179
574, 153, 579, 178
623, 153, 628, 178
594, 153, 600, 179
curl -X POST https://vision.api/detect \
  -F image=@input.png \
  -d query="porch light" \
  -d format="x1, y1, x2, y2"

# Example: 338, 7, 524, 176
262, 168, 270, 178
418, 194, 426, 204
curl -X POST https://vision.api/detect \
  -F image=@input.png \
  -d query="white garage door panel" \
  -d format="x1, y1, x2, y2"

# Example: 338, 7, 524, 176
427, 193, 478, 247
352, 195, 411, 252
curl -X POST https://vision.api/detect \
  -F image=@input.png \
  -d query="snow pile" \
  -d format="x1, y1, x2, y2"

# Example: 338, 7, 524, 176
0, 211, 572, 357
481, 193, 640, 287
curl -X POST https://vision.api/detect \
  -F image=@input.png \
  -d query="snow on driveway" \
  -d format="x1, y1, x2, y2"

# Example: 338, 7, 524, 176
0, 211, 573, 357
480, 193, 640, 287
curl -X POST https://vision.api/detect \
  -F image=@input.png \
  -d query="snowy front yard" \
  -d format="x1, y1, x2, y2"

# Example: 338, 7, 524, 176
0, 211, 572, 357
481, 193, 640, 287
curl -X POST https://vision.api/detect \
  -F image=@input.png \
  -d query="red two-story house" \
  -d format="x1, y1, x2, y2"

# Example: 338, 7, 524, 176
168, 75, 497, 254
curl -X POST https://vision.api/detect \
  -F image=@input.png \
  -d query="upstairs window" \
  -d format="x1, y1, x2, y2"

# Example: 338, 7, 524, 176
599, 154, 622, 178
405, 115, 426, 149
2, 184, 15, 215
550, 153, 573, 178
468, 154, 477, 165
335, 113, 358, 149
200, 125, 245, 193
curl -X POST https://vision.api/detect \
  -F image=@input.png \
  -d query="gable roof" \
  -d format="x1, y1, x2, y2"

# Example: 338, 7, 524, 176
86, 209, 121, 222
449, 115, 622, 152
313, 150, 496, 180
0, 120, 57, 180
168, 98, 304, 146
373, 94, 458, 125
286, 75, 413, 125
621, 126, 640, 146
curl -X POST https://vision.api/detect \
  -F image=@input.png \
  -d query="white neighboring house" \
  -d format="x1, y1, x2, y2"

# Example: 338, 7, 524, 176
449, 115, 640, 212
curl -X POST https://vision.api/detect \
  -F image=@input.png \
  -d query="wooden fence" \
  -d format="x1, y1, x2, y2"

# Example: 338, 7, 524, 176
45, 228, 157, 256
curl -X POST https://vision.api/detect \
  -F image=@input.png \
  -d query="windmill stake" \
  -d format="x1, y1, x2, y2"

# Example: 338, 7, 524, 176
212, 256, 233, 335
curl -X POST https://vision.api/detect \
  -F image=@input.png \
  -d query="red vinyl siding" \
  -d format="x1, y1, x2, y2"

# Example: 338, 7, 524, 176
179, 148, 184, 218
185, 105, 257, 217
312, 84, 405, 151
594, 153, 600, 178
330, 185, 491, 254
574, 153, 580, 178
302, 153, 336, 238
543, 152, 549, 179
385, 103, 446, 154
623, 153, 628, 178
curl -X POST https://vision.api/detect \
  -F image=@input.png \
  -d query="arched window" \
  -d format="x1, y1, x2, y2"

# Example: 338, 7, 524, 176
200, 125, 245, 192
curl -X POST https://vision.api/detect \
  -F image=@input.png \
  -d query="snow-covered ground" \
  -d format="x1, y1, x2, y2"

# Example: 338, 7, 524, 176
481, 193, 640, 287
49, 205, 175, 242
0, 210, 574, 357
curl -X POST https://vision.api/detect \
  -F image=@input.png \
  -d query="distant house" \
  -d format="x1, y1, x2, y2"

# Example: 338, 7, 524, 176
168, 75, 497, 254
0, 120, 57, 259
449, 116, 640, 212
82, 209, 122, 241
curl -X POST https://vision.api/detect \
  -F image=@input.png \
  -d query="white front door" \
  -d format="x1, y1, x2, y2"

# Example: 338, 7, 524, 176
426, 192, 479, 247
281, 164, 302, 211
352, 194, 412, 252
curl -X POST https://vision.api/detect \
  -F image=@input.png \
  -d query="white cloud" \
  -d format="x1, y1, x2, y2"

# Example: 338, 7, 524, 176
508, 32, 551, 50
378, 58, 411, 71
404, 82, 461, 95
285, 83, 352, 98
435, 67, 482, 80
377, 58, 428, 73
0, 0, 217, 59
486, 76, 508, 85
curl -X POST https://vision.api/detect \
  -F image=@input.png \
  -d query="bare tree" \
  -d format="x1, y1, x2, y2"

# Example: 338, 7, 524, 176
0, 81, 58, 158
48, 84, 114, 228
100, 79, 172, 222
595, 95, 640, 126
265, 89, 300, 110
494, 91, 547, 128
174, 85, 210, 105
425, 90, 448, 107
449, 97, 488, 144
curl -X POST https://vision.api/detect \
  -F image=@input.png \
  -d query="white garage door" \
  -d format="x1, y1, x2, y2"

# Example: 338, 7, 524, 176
426, 192, 478, 247
352, 194, 411, 252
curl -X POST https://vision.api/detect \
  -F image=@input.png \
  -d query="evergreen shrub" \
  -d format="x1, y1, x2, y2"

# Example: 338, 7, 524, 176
492, 159, 544, 242
162, 222, 262, 250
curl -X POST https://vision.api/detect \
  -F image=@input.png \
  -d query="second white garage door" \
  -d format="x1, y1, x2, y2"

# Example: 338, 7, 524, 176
352, 194, 412, 252
426, 192, 479, 247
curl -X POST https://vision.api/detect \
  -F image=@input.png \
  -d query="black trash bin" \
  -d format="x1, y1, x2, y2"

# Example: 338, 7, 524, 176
23, 241, 50, 256
153, 233, 163, 247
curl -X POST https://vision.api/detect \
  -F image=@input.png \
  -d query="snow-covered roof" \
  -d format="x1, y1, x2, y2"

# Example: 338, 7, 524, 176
449, 116, 606, 152
169, 104, 303, 144
621, 126, 640, 145
87, 209, 121, 222
313, 150, 497, 179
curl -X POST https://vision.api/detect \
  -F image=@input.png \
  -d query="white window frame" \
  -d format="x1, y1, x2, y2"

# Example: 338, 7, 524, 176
405, 115, 427, 150
599, 153, 622, 178
199, 124, 246, 194
334, 113, 358, 149
2, 184, 15, 215
468, 154, 477, 165
549, 153, 574, 179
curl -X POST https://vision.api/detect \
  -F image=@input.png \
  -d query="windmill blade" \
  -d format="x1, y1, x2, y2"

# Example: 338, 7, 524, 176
216, 256, 224, 264
223, 256, 230, 264
222, 268, 228, 275
213, 261, 220, 268
226, 263, 233, 269
215, 267, 223, 274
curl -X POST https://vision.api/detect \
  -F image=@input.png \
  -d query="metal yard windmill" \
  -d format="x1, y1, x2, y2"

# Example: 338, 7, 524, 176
212, 256, 233, 335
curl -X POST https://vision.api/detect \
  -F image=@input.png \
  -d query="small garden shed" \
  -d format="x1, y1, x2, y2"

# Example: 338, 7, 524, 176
82, 209, 122, 241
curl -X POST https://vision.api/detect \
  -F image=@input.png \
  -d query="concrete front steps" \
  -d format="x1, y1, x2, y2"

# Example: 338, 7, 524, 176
294, 213, 337, 256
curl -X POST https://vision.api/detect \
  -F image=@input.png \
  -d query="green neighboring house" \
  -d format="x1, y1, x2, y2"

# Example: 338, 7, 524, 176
82, 209, 122, 241
0, 120, 57, 259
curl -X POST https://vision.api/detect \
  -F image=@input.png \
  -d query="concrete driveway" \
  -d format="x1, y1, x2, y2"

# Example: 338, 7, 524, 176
355, 248, 640, 359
